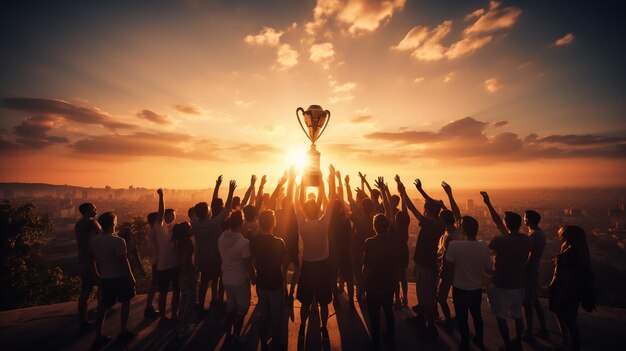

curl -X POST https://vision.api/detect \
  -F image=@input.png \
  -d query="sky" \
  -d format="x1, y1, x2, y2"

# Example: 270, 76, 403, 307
0, 0, 624, 190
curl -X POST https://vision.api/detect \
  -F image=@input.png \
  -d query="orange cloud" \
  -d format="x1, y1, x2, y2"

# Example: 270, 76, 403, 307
136, 109, 171, 124
244, 27, 283, 47
463, 1, 522, 36
306, 0, 406, 36
484, 77, 503, 93
554, 33, 574, 46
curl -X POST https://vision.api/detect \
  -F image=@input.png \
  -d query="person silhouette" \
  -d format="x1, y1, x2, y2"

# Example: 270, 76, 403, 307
172, 222, 195, 339
75, 203, 101, 334
154, 189, 180, 323
522, 210, 548, 341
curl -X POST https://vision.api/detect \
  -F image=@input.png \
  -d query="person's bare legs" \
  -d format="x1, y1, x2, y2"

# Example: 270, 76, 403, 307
289, 264, 299, 298
120, 300, 130, 332
401, 277, 409, 306
299, 302, 310, 335
172, 288, 180, 319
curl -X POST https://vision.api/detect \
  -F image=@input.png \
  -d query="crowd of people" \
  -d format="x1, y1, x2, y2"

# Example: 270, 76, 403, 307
75, 167, 596, 351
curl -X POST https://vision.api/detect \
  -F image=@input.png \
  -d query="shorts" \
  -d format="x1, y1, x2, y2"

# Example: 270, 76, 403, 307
297, 259, 333, 305
257, 287, 283, 323
158, 267, 181, 293
151, 265, 159, 286
224, 282, 251, 315
100, 277, 135, 309
79, 270, 95, 294
488, 286, 525, 319
198, 261, 221, 281
414, 265, 438, 313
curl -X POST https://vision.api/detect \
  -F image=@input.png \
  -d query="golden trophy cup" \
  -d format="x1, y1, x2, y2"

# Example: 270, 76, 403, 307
296, 105, 331, 186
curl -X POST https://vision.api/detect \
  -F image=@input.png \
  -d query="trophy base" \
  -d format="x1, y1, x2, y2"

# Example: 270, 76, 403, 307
303, 170, 322, 187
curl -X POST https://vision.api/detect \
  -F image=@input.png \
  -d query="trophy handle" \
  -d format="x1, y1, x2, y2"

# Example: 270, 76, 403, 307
315, 110, 331, 141
296, 107, 312, 142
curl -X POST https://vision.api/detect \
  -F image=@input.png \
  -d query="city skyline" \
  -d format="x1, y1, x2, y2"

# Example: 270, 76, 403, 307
1, 0, 624, 189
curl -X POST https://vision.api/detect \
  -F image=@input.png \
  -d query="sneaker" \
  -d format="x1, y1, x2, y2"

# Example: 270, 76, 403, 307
144, 307, 160, 319
117, 330, 137, 342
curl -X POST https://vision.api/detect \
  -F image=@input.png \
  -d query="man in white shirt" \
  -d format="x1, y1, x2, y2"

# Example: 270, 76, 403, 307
294, 165, 336, 342
154, 188, 180, 322
88, 212, 136, 348
446, 216, 492, 351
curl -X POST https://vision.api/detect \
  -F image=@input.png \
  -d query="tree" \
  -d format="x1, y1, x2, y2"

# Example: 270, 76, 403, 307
0, 201, 79, 310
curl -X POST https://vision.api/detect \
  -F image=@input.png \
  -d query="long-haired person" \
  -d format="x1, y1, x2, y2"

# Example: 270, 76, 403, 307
549, 225, 596, 351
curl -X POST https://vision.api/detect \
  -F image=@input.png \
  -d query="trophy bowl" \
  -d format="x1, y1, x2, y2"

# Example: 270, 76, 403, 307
296, 105, 331, 186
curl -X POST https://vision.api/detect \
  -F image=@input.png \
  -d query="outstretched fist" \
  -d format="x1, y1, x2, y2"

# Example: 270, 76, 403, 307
414, 178, 422, 191
157, 188, 163, 196
480, 191, 490, 203
442, 181, 452, 195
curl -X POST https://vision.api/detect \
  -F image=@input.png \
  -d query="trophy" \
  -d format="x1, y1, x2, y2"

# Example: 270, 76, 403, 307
296, 105, 331, 186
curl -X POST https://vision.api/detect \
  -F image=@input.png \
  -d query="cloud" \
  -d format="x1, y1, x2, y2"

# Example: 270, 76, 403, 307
235, 100, 251, 109
136, 109, 171, 124
484, 77, 503, 93
554, 33, 574, 46
443, 72, 454, 83
244, 27, 283, 47
393, 1, 521, 62
306, 0, 406, 36
309, 42, 335, 68
494, 121, 509, 128
463, 1, 522, 36
413, 77, 424, 83
71, 131, 221, 161
328, 77, 356, 102
350, 115, 372, 123
13, 115, 69, 148
1, 98, 136, 130
364, 117, 626, 163
332, 82, 356, 93
275, 44, 299, 69
173, 103, 202, 115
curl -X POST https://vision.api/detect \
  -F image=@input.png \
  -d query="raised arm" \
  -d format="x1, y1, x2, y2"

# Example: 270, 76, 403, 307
397, 178, 426, 222
269, 173, 288, 210
255, 175, 267, 211
442, 181, 461, 222
241, 175, 256, 207
286, 167, 296, 207
414, 178, 437, 204
295, 181, 305, 215
157, 188, 164, 224
225, 180, 237, 211
212, 175, 223, 201
481, 191, 507, 235
375, 177, 393, 224
397, 175, 408, 214
345, 175, 356, 208
335, 170, 344, 203
359, 171, 376, 201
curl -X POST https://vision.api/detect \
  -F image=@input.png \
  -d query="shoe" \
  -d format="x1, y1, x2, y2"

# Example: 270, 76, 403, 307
117, 330, 137, 342
79, 322, 93, 334
144, 307, 160, 319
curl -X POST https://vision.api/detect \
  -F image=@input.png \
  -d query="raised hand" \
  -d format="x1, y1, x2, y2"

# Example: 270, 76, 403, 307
289, 166, 297, 180
336, 170, 342, 180
216, 175, 223, 187
414, 178, 422, 191
250, 174, 257, 185
157, 188, 163, 196
260, 175, 267, 186
329, 164, 336, 176
229, 180, 237, 192
344, 174, 350, 185
278, 173, 287, 186
394, 174, 402, 184
480, 191, 490, 204
374, 176, 386, 190
395, 176, 406, 193
358, 171, 366, 180
442, 181, 452, 195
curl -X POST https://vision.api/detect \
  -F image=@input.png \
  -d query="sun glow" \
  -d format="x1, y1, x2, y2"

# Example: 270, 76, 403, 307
285, 148, 309, 173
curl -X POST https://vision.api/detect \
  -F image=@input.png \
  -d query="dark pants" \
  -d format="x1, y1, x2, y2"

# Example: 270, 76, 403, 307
452, 287, 483, 349
366, 293, 394, 347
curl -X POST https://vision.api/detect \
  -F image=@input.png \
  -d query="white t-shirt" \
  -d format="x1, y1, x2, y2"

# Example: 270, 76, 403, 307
88, 233, 127, 279
155, 222, 178, 270
297, 211, 331, 262
218, 231, 251, 285
446, 240, 492, 291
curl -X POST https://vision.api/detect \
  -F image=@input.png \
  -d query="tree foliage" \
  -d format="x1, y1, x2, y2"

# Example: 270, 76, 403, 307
0, 201, 79, 310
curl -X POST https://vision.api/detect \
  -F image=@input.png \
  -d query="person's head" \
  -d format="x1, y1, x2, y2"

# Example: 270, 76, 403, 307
225, 210, 244, 232
373, 214, 390, 236
371, 189, 381, 201
147, 212, 159, 227
188, 207, 197, 221
390, 195, 400, 208
195, 202, 209, 219
524, 210, 541, 228
118, 223, 131, 241
79, 203, 97, 218
303, 199, 320, 220
504, 211, 522, 233
164, 208, 176, 224
424, 199, 441, 219
362, 198, 374, 216
210, 198, 224, 218
307, 192, 316, 201
460, 216, 479, 239
332, 199, 345, 217
262, 193, 270, 205
557, 225, 591, 266
243, 204, 258, 222
395, 211, 409, 227
232, 196, 241, 209
171, 221, 192, 248
98, 212, 117, 233
258, 210, 276, 233
439, 209, 455, 227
